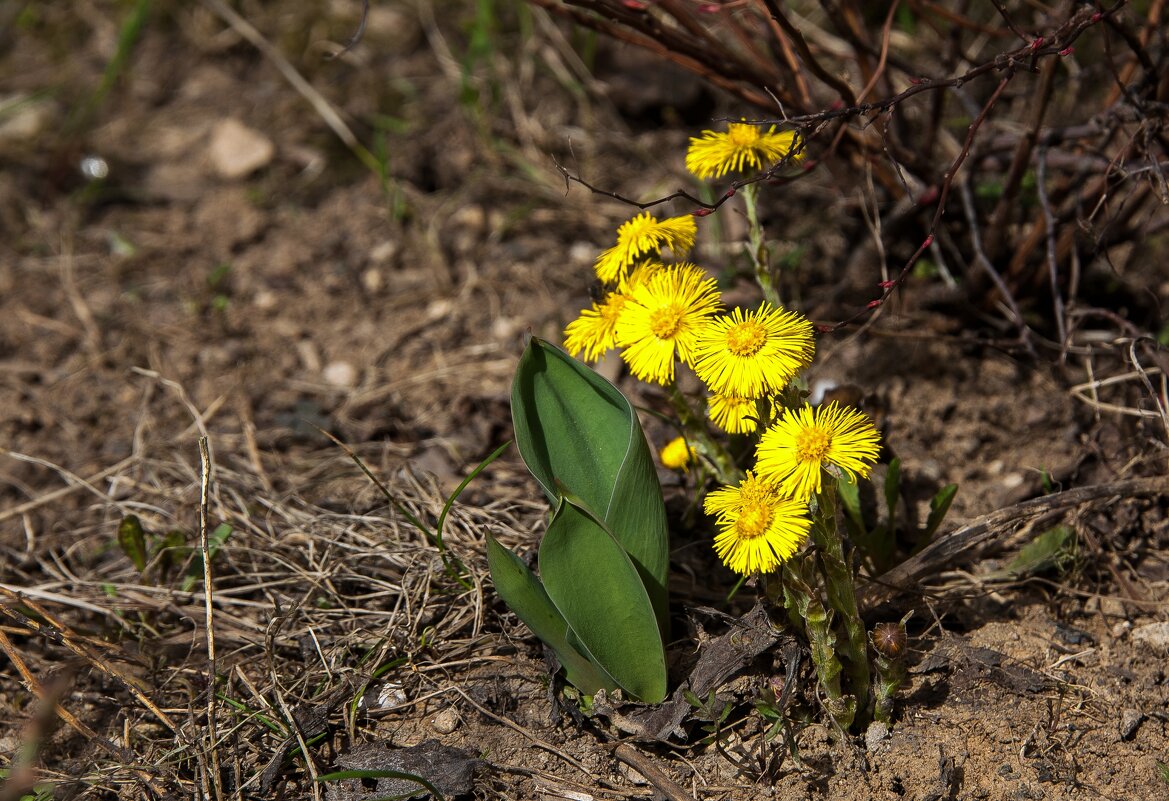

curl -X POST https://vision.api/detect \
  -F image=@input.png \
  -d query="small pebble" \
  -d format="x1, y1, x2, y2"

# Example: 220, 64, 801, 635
323, 361, 357, 388
1119, 709, 1144, 741
865, 720, 891, 751
1131, 621, 1169, 651
369, 240, 399, 264
430, 707, 460, 734
208, 118, 274, 179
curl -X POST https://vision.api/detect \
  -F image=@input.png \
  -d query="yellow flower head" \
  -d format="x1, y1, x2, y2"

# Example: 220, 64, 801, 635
755, 402, 881, 501
659, 436, 697, 471
563, 291, 630, 363
705, 472, 811, 575
691, 304, 815, 398
615, 264, 721, 385
686, 122, 803, 180
618, 260, 664, 293
708, 393, 760, 435
595, 213, 697, 285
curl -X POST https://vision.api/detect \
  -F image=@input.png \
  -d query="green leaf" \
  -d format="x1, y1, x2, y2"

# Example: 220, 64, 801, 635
117, 515, 148, 572
922, 483, 958, 542
836, 474, 864, 537
315, 769, 444, 801
538, 498, 667, 703
1005, 525, 1075, 578
181, 523, 233, 592
511, 338, 668, 633
486, 533, 617, 695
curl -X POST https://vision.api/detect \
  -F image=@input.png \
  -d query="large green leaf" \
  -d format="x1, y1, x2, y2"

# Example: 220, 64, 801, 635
538, 499, 667, 703
485, 534, 617, 695
511, 338, 669, 632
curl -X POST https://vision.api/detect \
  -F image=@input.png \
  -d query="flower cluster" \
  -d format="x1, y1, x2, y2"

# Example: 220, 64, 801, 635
563, 122, 878, 577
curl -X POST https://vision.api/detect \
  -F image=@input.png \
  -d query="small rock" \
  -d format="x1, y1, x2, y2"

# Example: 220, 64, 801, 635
322, 361, 357, 388
865, 720, 891, 752
369, 240, 399, 264
0, 94, 57, 143
296, 340, 322, 373
430, 707, 460, 734
1119, 709, 1144, 741
253, 290, 278, 311
1131, 621, 1169, 651
1001, 472, 1025, 489
361, 267, 384, 293
569, 241, 594, 265
365, 5, 422, 50
208, 118, 274, 179
1099, 597, 1127, 619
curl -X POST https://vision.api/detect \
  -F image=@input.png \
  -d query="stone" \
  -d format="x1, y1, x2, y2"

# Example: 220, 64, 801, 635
0, 94, 56, 144
1131, 621, 1169, 652
323, 361, 357, 389
208, 118, 274, 179
430, 707, 460, 734
865, 720, 891, 751
1119, 708, 1144, 741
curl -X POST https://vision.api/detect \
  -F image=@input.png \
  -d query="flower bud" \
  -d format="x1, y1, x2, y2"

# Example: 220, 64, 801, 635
871, 622, 907, 659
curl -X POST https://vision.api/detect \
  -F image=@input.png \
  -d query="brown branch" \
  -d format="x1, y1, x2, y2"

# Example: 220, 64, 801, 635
860, 476, 1169, 610
763, 0, 858, 107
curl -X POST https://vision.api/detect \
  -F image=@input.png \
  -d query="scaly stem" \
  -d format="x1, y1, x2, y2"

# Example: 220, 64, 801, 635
810, 489, 871, 726
667, 385, 741, 486
782, 553, 856, 732
742, 182, 780, 307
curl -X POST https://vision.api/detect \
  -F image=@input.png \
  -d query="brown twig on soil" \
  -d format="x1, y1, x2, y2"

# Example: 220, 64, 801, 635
859, 476, 1169, 609
0, 631, 165, 799
196, 436, 224, 801
612, 743, 695, 801
325, 0, 369, 59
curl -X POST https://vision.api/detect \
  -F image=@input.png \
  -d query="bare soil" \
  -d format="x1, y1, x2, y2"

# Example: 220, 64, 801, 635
1, 3, 1167, 800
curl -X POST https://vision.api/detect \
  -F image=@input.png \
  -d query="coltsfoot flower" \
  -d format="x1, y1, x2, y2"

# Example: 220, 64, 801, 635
705, 472, 811, 574
707, 392, 760, 435
691, 304, 815, 398
614, 264, 720, 385
686, 122, 803, 179
564, 291, 630, 363
595, 213, 697, 285
659, 436, 697, 471
755, 402, 881, 500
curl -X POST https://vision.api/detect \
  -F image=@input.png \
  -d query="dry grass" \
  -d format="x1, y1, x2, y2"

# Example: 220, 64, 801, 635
1, 417, 553, 798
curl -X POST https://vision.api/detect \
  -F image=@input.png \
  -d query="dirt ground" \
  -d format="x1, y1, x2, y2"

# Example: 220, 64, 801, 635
2, 2, 1168, 800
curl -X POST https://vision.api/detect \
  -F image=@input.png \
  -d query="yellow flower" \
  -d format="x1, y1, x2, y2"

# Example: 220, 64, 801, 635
563, 291, 630, 363
691, 304, 815, 398
705, 472, 811, 575
755, 402, 881, 501
659, 436, 697, 471
708, 393, 760, 434
686, 122, 803, 180
595, 213, 697, 285
619, 260, 663, 293
615, 264, 720, 385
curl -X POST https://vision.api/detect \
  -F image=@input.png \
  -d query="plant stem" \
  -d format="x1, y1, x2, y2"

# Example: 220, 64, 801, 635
782, 553, 856, 732
667, 385, 741, 486
810, 489, 871, 726
742, 183, 780, 307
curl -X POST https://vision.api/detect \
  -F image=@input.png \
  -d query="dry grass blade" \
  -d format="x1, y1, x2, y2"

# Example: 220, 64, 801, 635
197, 436, 224, 801
0, 588, 181, 735
0, 629, 165, 798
